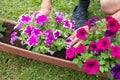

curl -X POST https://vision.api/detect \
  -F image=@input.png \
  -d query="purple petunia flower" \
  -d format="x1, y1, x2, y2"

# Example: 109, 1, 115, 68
32, 27, 41, 36
24, 25, 34, 37
14, 22, 23, 30
104, 30, 116, 38
53, 30, 60, 39
35, 14, 48, 26
21, 40, 27, 45
27, 35, 38, 46
66, 38, 72, 44
65, 38, 72, 49
19, 14, 32, 23
84, 16, 99, 28
70, 20, 75, 30
10, 32, 17, 45
54, 12, 64, 23
110, 63, 120, 80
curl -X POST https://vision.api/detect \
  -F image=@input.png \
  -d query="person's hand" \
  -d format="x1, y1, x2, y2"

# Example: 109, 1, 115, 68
39, 0, 52, 16
69, 26, 89, 48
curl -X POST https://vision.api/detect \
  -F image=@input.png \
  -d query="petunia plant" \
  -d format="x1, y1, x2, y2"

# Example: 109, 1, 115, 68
0, 21, 6, 38
10, 11, 74, 55
66, 16, 120, 79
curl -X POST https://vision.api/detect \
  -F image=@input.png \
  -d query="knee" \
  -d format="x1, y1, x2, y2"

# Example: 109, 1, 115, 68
100, 0, 115, 14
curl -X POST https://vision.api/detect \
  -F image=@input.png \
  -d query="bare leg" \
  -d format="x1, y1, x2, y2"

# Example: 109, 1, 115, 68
100, 0, 120, 14
39, 0, 52, 16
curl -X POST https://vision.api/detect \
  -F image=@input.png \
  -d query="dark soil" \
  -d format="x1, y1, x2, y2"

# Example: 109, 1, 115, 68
0, 22, 66, 59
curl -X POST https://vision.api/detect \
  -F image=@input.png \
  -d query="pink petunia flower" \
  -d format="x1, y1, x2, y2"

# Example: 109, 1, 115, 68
105, 16, 120, 32
76, 28, 88, 40
110, 45, 120, 60
66, 47, 75, 59
97, 37, 111, 51
19, 14, 32, 23
75, 44, 86, 54
82, 59, 99, 74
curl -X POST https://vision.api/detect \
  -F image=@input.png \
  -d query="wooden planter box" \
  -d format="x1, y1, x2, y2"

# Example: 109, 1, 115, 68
0, 18, 108, 78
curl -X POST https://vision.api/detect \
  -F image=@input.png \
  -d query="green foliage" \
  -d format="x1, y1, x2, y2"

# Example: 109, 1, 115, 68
0, 21, 6, 38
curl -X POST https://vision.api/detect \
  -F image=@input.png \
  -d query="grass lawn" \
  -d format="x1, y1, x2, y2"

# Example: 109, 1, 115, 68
0, 0, 108, 80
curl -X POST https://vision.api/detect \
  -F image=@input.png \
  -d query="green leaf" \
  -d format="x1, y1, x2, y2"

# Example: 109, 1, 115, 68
99, 60, 105, 65
100, 66, 105, 73
0, 21, 3, 27
72, 58, 79, 64
0, 27, 6, 32
0, 33, 4, 38
116, 59, 120, 64
77, 61, 83, 69
106, 71, 113, 80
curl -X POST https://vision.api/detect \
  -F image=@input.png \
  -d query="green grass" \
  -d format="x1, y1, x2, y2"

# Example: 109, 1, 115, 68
0, 0, 107, 80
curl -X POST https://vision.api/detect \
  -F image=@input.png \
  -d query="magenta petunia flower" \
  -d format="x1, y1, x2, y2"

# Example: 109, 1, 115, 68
24, 25, 34, 37
76, 28, 88, 40
32, 27, 41, 36
54, 12, 64, 23
14, 22, 23, 30
44, 34, 55, 46
63, 19, 71, 28
110, 63, 120, 80
53, 30, 60, 39
110, 45, 120, 60
35, 14, 48, 26
97, 37, 111, 51
89, 41, 100, 56
82, 59, 99, 74
19, 14, 31, 23
66, 47, 75, 59
105, 16, 120, 32
27, 35, 38, 46
10, 32, 18, 45
75, 44, 86, 54
43, 29, 53, 37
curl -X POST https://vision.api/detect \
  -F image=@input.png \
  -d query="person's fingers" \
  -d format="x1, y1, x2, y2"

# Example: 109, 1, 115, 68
74, 41, 81, 48
70, 37, 80, 46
